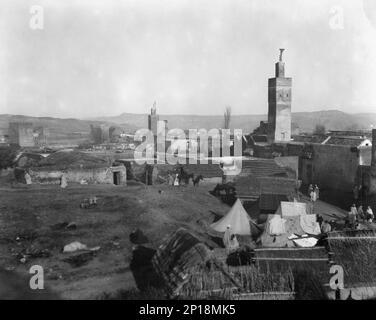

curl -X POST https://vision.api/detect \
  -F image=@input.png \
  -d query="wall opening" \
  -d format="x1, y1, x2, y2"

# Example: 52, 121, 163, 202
113, 171, 121, 185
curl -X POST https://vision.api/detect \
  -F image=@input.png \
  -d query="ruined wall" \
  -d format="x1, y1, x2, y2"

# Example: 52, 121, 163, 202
274, 156, 299, 179
300, 144, 359, 192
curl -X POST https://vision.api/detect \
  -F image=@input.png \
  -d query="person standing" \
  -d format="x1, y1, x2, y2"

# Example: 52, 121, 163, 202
348, 204, 358, 228
314, 185, 320, 200
60, 172, 67, 189
321, 220, 332, 234
173, 173, 179, 186
310, 189, 317, 202
366, 206, 374, 223
24, 171, 32, 185
223, 225, 232, 253
357, 205, 365, 222
228, 234, 239, 253
167, 172, 173, 185
308, 184, 313, 197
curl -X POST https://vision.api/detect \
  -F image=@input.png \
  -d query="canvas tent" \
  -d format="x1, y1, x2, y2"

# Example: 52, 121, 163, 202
210, 199, 258, 236
279, 201, 307, 217
260, 201, 321, 247
260, 214, 306, 247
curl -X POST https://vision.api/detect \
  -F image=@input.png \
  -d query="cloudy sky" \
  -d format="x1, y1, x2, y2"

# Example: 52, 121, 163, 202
0, 0, 375, 118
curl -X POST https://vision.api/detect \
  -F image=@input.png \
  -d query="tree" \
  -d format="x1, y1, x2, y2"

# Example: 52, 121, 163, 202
313, 124, 326, 135
223, 106, 232, 129
0, 145, 20, 170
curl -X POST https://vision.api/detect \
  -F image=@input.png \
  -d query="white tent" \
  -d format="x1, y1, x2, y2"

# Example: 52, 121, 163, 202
280, 201, 307, 217
210, 199, 254, 235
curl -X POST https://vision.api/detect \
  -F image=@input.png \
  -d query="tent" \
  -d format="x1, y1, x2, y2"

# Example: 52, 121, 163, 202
210, 199, 258, 236
260, 214, 306, 247
260, 201, 321, 247
280, 201, 307, 217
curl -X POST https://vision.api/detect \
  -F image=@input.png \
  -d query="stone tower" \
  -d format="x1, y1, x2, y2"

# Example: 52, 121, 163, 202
8, 122, 35, 147
267, 49, 292, 143
148, 101, 159, 136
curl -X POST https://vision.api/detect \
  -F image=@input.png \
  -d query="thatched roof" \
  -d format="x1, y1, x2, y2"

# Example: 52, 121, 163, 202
152, 228, 213, 296
152, 228, 241, 298
327, 229, 376, 286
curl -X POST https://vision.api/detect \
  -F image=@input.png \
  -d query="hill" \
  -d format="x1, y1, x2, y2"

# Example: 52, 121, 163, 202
91, 110, 376, 133
1, 110, 376, 145
0, 114, 137, 146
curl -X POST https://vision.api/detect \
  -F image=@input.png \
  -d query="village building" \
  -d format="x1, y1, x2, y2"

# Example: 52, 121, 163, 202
15, 150, 126, 185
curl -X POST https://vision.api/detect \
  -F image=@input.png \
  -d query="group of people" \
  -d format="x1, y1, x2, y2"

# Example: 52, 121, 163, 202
348, 204, 374, 227
223, 225, 239, 254
316, 214, 333, 233
167, 173, 180, 186
308, 184, 320, 202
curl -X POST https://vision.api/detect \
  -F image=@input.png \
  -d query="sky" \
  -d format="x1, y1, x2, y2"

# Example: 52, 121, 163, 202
0, 0, 376, 118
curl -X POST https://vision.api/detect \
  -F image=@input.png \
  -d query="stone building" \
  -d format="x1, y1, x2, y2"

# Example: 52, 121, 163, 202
17, 150, 127, 185
32, 126, 49, 146
8, 122, 35, 147
90, 124, 110, 145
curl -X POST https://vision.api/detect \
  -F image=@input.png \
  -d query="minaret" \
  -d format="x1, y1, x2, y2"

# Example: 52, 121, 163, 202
267, 49, 292, 143
148, 101, 159, 136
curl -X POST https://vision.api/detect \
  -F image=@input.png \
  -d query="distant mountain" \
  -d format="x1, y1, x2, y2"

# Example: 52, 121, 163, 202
91, 110, 376, 133
1, 110, 375, 145
0, 114, 98, 134
0, 114, 109, 146
89, 113, 265, 133
292, 110, 376, 133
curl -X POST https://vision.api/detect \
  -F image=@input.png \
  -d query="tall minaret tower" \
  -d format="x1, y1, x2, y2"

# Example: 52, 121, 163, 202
148, 101, 159, 136
267, 49, 292, 143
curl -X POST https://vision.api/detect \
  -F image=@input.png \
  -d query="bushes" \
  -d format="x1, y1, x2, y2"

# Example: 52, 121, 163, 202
0, 144, 20, 169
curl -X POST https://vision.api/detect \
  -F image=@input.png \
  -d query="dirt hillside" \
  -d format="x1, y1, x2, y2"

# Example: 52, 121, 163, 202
0, 182, 228, 299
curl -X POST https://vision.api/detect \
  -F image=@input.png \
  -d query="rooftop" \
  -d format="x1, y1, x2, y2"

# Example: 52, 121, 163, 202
33, 150, 109, 170
240, 159, 289, 178
235, 176, 298, 200
324, 136, 371, 147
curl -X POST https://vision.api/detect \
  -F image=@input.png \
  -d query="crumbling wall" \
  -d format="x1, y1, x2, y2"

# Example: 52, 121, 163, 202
274, 156, 299, 179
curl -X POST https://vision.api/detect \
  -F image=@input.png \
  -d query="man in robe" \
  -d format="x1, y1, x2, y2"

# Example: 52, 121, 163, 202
366, 206, 374, 223
228, 234, 239, 253
60, 173, 68, 189
223, 225, 232, 252
24, 171, 32, 185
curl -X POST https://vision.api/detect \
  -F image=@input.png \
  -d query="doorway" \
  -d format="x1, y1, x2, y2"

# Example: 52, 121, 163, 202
113, 171, 121, 185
